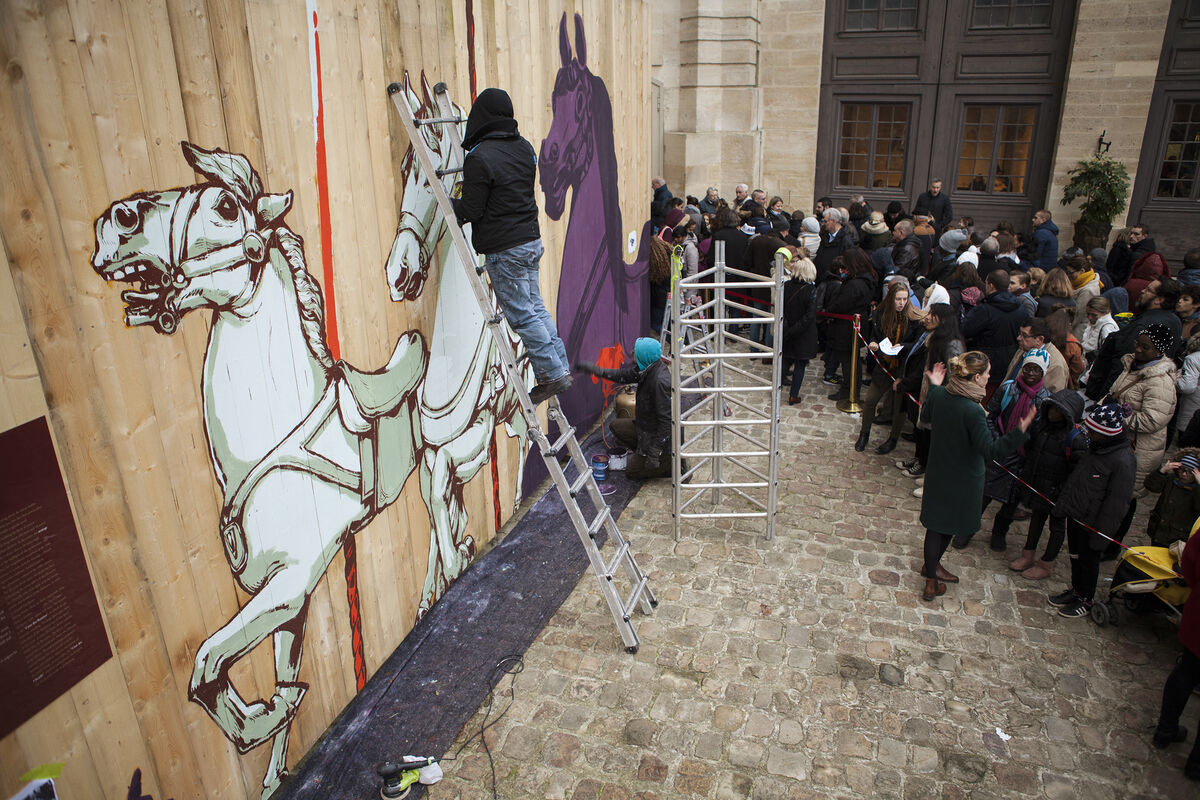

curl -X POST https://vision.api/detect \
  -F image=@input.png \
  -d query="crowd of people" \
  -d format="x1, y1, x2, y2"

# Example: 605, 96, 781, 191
649, 176, 1200, 779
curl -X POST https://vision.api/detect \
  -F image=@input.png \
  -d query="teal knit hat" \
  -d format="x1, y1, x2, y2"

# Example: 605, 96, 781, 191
634, 337, 662, 371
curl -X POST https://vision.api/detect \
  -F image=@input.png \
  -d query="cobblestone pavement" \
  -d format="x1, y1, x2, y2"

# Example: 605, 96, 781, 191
429, 365, 1198, 800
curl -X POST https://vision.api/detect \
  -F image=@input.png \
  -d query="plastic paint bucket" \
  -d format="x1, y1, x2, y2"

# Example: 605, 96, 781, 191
607, 447, 630, 470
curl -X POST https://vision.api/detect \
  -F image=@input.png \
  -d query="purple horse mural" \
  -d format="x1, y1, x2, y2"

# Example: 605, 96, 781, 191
540, 13, 651, 426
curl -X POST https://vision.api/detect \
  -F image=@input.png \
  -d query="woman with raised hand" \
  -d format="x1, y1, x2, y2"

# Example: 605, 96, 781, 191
918, 352, 1035, 602
897, 304, 964, 485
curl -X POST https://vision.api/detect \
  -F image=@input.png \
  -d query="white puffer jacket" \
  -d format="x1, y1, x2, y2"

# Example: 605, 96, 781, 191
1108, 354, 1178, 493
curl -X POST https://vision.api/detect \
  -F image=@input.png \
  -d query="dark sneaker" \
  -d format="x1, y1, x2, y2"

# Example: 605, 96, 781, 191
1048, 588, 1078, 607
896, 458, 918, 471
904, 463, 925, 478
1058, 598, 1092, 618
1153, 725, 1188, 749
529, 374, 573, 405
822, 374, 842, 386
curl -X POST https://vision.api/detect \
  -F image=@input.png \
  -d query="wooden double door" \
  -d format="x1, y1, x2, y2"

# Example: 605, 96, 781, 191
1127, 0, 1200, 263
814, 0, 1076, 231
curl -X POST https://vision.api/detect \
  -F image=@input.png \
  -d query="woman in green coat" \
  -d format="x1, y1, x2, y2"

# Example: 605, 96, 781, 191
920, 351, 1035, 601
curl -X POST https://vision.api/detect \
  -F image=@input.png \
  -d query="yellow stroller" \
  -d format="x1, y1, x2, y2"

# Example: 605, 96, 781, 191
1090, 522, 1196, 628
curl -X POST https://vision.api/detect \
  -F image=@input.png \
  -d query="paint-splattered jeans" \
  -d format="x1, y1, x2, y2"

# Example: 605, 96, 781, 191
486, 239, 570, 382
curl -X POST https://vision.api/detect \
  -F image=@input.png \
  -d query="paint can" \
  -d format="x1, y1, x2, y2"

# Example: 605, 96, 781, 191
591, 453, 609, 482
607, 447, 629, 471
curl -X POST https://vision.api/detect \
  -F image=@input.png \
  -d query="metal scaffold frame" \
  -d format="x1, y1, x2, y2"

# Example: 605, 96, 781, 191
670, 241, 783, 541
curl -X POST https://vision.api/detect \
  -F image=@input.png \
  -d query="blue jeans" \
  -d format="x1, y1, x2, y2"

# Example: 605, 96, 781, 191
485, 240, 569, 382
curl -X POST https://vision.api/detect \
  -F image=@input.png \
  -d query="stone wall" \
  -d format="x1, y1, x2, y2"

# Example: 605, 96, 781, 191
653, 0, 824, 211
756, 1, 824, 212
656, 0, 1169, 228
1044, 0, 1172, 249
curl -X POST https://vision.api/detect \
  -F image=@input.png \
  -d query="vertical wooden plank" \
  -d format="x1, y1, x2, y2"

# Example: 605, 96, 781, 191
241, 0, 356, 755
66, 2, 267, 796
0, 244, 44, 432
69, 660, 173, 800
204, 0, 267, 166
1, 3, 200, 797
13, 694, 105, 800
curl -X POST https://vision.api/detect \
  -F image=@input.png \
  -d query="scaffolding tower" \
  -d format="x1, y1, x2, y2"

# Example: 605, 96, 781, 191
671, 242, 783, 541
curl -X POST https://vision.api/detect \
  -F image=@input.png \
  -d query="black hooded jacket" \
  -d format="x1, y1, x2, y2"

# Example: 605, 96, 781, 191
1019, 390, 1085, 510
961, 290, 1031, 371
452, 88, 540, 254
1053, 432, 1136, 547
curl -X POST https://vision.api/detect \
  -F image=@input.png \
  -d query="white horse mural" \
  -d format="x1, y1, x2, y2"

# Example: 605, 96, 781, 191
90, 72, 531, 798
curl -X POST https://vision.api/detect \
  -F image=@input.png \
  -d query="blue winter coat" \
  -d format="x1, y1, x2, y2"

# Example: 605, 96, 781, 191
1032, 220, 1060, 270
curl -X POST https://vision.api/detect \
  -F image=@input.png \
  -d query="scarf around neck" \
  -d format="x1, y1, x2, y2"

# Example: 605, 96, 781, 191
998, 376, 1043, 434
946, 374, 986, 403
1071, 269, 1096, 290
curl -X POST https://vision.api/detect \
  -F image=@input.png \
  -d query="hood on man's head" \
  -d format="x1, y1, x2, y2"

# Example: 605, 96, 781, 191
634, 337, 662, 371
462, 88, 519, 150
1042, 389, 1084, 424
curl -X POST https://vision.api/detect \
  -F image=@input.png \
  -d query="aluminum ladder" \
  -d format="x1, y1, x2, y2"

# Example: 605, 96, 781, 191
387, 80, 655, 652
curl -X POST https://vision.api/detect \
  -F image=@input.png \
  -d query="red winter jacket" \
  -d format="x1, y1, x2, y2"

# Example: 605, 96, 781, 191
1125, 249, 1170, 310
1181, 531, 1200, 657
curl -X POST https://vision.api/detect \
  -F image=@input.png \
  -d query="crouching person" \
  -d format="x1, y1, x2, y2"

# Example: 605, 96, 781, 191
576, 338, 676, 479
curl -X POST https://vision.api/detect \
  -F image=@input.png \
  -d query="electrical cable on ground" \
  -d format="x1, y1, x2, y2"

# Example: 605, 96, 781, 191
436, 654, 525, 800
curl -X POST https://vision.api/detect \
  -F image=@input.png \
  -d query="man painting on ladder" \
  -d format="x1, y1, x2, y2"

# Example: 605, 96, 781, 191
452, 87, 572, 404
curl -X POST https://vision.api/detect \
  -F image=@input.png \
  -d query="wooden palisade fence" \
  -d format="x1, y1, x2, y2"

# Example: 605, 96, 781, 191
0, 2, 650, 798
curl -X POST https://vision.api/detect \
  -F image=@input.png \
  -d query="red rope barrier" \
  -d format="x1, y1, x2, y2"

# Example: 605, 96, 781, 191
725, 289, 771, 308
849, 324, 1173, 571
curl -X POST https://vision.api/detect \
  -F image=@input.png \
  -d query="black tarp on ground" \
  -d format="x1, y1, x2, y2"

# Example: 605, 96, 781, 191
279, 426, 644, 799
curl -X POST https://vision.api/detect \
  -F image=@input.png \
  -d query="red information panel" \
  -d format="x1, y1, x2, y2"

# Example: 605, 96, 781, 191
0, 417, 111, 738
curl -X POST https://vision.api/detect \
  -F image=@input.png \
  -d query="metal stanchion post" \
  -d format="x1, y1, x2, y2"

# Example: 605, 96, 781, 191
836, 313, 863, 414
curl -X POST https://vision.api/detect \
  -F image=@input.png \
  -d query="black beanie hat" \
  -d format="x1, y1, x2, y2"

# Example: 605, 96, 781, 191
887, 201, 903, 214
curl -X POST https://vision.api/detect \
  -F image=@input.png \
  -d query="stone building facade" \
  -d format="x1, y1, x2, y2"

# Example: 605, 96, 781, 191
653, 0, 1197, 260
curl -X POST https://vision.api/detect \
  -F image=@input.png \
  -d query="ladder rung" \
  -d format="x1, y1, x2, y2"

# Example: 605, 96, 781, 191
587, 506, 612, 540
622, 576, 650, 620
568, 470, 590, 498
544, 425, 577, 458
435, 166, 463, 177
413, 115, 463, 126
604, 540, 630, 578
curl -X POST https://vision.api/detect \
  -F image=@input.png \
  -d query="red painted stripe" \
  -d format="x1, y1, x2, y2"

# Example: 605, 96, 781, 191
312, 10, 340, 361
312, 9, 364, 691
466, 0, 477, 102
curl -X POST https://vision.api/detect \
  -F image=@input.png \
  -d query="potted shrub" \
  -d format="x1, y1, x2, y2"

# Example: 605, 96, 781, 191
1061, 152, 1131, 251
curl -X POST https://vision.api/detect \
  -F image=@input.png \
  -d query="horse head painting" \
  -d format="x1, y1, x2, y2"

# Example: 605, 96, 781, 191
91, 72, 531, 799
540, 12, 651, 422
